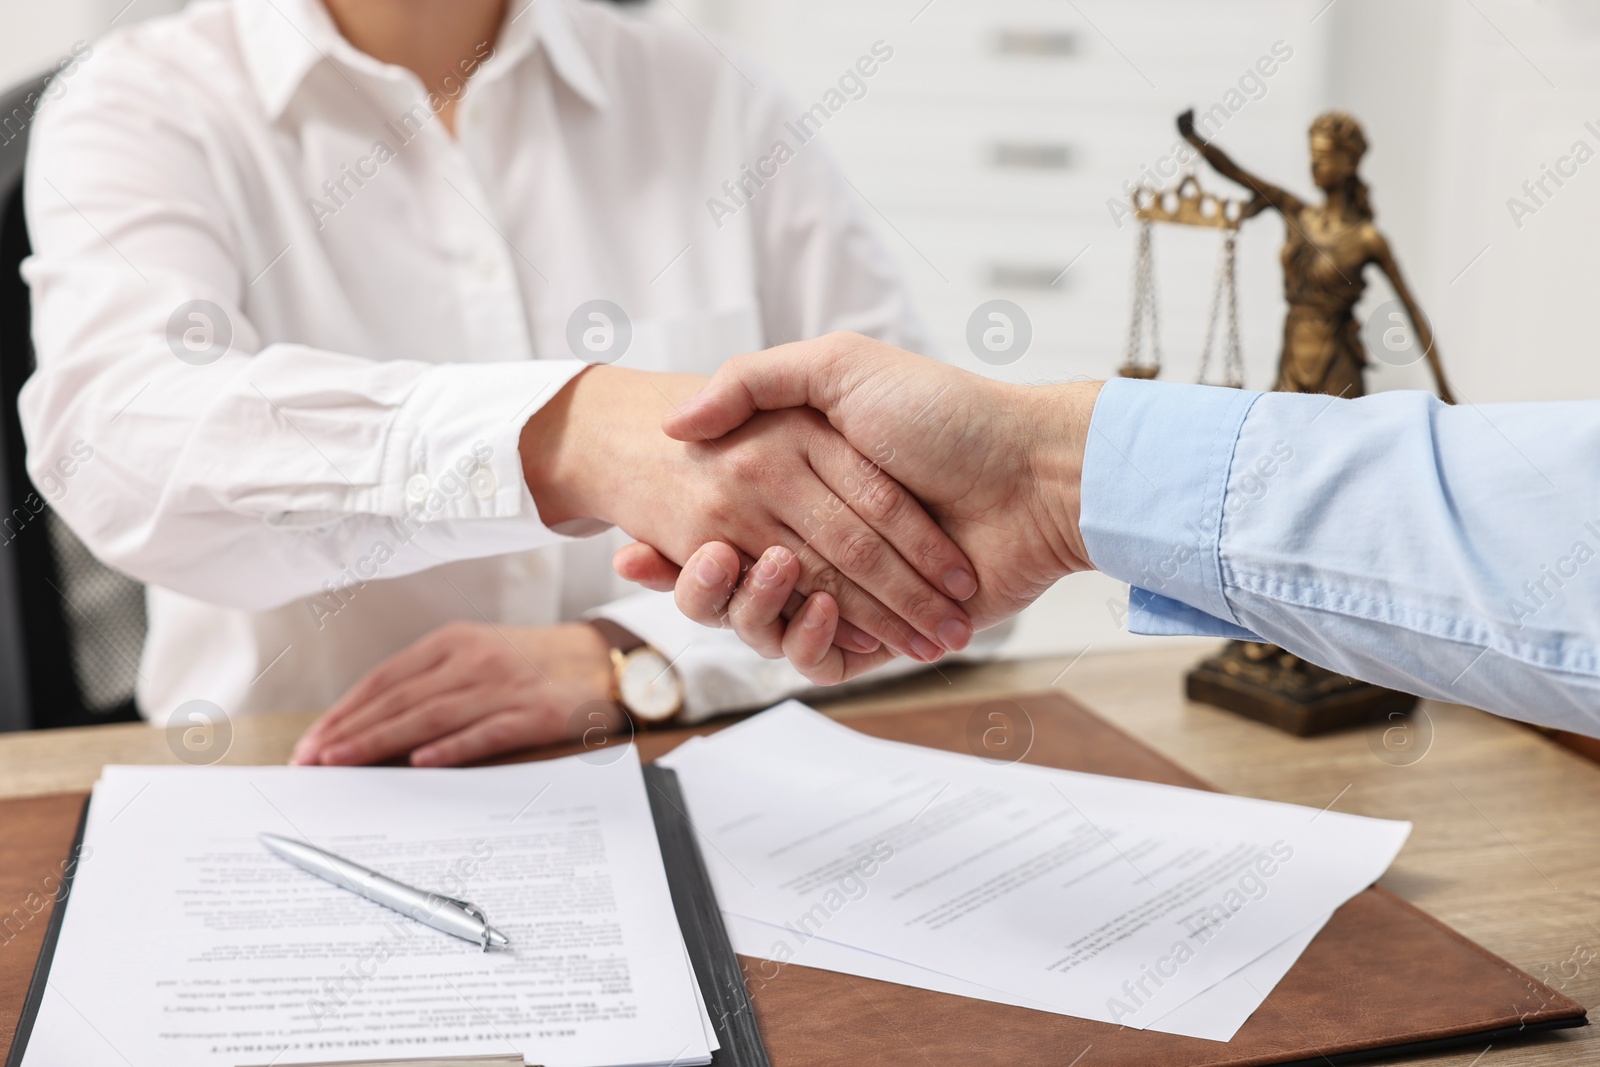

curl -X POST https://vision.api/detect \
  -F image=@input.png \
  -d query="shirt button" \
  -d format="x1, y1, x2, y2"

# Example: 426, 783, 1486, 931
405, 473, 432, 502
469, 467, 496, 499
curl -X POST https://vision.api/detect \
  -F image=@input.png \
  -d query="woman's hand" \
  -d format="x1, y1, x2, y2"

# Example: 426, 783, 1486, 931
521, 366, 979, 668
612, 541, 888, 683
289, 621, 620, 767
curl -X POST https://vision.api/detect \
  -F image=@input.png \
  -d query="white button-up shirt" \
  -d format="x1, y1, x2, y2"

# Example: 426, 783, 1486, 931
19, 0, 943, 722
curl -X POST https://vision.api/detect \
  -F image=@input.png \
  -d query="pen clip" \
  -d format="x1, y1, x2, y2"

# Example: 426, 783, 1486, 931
459, 902, 491, 952
431, 895, 493, 951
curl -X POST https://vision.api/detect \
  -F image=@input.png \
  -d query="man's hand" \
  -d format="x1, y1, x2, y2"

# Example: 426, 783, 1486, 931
520, 365, 978, 669
614, 334, 1104, 682
290, 621, 621, 766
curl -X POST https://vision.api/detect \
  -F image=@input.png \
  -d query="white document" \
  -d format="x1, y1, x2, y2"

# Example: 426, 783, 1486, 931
722, 910, 1330, 1042
1144, 917, 1325, 1040
658, 703, 1410, 1039
24, 752, 713, 1067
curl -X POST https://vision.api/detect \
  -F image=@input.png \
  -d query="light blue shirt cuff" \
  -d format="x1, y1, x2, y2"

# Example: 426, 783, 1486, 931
1080, 377, 1261, 629
1128, 588, 1262, 641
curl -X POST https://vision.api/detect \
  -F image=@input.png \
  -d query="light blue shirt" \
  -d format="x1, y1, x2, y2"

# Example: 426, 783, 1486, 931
1080, 377, 1600, 735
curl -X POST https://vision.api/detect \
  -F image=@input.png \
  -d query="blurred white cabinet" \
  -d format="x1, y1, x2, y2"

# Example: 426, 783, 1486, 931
684, 0, 1329, 389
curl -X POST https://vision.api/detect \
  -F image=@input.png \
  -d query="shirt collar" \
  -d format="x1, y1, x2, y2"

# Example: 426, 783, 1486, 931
522, 0, 610, 110
233, 0, 609, 121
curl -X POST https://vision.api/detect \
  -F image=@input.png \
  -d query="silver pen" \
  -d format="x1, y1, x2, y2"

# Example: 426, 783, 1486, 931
260, 833, 511, 952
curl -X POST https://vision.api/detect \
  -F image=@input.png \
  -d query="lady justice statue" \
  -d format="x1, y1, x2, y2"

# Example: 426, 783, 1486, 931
1179, 107, 1453, 401
1176, 108, 1454, 735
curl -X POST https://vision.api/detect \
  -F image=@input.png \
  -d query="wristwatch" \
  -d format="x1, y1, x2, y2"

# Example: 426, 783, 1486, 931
588, 618, 685, 727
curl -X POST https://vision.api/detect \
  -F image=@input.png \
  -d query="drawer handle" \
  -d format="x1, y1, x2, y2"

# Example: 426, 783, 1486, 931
995, 29, 1078, 57
992, 142, 1074, 170
989, 263, 1075, 290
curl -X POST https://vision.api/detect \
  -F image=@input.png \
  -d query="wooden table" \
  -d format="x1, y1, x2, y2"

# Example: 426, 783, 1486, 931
4, 644, 1597, 1065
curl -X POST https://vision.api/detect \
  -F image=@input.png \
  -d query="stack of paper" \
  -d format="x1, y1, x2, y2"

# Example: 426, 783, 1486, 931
22, 750, 716, 1067
658, 702, 1412, 1042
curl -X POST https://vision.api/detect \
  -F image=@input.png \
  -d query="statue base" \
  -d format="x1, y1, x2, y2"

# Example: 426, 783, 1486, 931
1185, 642, 1417, 737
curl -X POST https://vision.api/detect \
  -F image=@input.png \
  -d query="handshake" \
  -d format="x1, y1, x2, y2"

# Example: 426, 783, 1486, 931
527, 332, 1105, 685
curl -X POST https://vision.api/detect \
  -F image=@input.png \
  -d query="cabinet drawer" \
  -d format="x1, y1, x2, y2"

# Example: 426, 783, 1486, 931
816, 101, 1311, 222
766, 0, 1300, 107
879, 212, 1284, 383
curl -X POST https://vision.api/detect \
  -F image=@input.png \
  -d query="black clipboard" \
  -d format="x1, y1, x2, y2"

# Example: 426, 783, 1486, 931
5, 769, 768, 1067
644, 765, 770, 1067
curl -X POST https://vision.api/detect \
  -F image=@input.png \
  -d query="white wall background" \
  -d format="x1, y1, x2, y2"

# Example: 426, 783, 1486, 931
0, 0, 184, 88
2, 0, 1598, 662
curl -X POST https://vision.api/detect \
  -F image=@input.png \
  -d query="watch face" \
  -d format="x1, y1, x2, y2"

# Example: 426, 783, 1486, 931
618, 649, 682, 723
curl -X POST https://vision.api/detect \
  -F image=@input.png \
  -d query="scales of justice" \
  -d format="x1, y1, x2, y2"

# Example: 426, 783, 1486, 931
1118, 108, 1454, 736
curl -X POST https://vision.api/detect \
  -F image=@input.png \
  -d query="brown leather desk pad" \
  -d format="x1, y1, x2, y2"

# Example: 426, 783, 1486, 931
1, 691, 1586, 1065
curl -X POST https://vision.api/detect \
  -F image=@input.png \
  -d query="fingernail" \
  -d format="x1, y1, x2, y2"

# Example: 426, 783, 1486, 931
694, 552, 727, 588
804, 599, 830, 629
943, 568, 977, 601
323, 745, 353, 765
753, 554, 781, 587
937, 618, 972, 651
909, 633, 942, 661
843, 632, 881, 653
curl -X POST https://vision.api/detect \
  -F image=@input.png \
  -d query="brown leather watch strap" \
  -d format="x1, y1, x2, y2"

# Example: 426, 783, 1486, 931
588, 617, 647, 655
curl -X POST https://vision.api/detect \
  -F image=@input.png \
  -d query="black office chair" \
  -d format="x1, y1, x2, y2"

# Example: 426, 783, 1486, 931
0, 72, 145, 731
